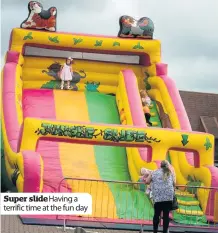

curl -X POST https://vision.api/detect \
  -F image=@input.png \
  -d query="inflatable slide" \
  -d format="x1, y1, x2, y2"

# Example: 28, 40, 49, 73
1, 4, 218, 229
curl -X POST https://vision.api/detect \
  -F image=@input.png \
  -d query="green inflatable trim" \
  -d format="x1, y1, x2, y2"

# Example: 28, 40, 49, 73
85, 92, 153, 220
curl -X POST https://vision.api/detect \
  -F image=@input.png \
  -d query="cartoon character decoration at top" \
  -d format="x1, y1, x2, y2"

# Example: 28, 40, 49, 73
60, 57, 74, 90
42, 60, 87, 91
140, 90, 153, 126
20, 1, 57, 31
118, 15, 154, 39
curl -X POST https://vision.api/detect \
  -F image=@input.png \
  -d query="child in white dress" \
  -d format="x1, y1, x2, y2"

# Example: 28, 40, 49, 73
60, 57, 73, 90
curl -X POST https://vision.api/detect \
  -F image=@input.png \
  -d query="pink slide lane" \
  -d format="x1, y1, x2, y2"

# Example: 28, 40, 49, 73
22, 89, 70, 193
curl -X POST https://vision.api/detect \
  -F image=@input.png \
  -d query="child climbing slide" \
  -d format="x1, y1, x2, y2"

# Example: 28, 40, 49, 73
139, 90, 153, 126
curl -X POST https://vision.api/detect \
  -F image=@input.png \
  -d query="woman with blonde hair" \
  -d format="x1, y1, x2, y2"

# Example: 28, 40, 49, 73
145, 160, 175, 233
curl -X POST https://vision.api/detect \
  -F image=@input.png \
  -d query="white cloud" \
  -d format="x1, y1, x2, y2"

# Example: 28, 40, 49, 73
1, 0, 218, 93
168, 56, 218, 93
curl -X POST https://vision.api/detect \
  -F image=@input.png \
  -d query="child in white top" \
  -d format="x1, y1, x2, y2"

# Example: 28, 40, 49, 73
60, 57, 74, 90
139, 90, 153, 126
140, 90, 152, 107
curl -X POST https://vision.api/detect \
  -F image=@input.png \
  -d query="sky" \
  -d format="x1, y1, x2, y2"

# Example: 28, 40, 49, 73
1, 0, 218, 93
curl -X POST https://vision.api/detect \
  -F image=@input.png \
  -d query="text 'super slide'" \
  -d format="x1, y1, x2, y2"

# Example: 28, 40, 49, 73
1, 193, 92, 215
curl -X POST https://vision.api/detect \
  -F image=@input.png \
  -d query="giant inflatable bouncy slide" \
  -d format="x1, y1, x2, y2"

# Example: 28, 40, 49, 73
1, 1, 218, 231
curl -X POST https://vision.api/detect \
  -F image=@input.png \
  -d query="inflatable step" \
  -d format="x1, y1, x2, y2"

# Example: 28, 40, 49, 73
150, 121, 158, 126
177, 195, 200, 206
150, 112, 156, 117
175, 190, 195, 197
177, 199, 200, 206
176, 208, 204, 216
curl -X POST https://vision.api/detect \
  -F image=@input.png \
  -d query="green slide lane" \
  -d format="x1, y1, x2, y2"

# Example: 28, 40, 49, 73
85, 92, 153, 220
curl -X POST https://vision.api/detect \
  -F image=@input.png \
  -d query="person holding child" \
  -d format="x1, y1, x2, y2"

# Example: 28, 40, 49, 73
145, 160, 176, 233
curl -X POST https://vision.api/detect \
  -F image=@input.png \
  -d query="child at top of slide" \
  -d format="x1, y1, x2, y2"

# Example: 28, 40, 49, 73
60, 57, 74, 90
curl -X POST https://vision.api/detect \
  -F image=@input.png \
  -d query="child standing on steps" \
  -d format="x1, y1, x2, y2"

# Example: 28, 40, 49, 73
60, 57, 74, 90
139, 90, 153, 126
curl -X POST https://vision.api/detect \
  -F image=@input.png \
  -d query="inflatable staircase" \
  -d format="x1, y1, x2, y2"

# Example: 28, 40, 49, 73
143, 100, 207, 225
173, 189, 207, 224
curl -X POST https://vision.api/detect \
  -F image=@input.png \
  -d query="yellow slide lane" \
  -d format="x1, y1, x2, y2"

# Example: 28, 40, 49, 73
53, 90, 117, 218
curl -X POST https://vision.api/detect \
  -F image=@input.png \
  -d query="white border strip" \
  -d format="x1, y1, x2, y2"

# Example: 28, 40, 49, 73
24, 46, 140, 64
